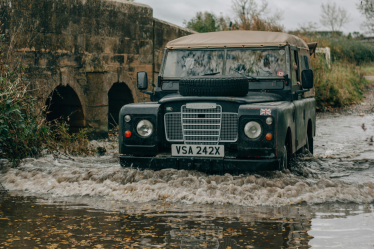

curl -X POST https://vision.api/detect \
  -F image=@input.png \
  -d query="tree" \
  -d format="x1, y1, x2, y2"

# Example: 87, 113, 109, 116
358, 0, 374, 34
184, 0, 284, 33
230, 0, 283, 31
297, 22, 319, 34
231, 0, 268, 23
320, 2, 351, 32
183, 12, 219, 33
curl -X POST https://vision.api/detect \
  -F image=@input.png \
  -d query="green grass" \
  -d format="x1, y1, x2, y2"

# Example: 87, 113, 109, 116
360, 64, 374, 75
312, 55, 368, 109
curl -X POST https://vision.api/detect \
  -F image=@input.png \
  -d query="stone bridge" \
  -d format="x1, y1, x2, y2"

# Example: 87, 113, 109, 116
0, 0, 194, 137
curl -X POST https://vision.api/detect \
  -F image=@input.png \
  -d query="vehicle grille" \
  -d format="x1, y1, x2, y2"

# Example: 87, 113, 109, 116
164, 105, 238, 144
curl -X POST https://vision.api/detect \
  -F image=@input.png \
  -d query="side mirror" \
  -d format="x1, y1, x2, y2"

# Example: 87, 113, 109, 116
137, 71, 148, 90
301, 69, 313, 89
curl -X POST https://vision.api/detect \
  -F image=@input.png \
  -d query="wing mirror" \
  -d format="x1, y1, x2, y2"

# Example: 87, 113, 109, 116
301, 69, 313, 89
137, 71, 148, 90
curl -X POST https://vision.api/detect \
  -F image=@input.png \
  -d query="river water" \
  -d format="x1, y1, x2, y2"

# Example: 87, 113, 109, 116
0, 113, 374, 248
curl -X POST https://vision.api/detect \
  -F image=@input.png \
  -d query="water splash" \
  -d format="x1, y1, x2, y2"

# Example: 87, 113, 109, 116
1, 114, 373, 206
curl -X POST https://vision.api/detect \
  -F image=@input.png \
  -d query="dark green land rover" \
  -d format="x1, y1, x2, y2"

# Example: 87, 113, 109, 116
119, 31, 316, 173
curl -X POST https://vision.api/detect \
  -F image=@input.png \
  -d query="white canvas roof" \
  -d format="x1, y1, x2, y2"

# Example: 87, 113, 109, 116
166, 30, 309, 49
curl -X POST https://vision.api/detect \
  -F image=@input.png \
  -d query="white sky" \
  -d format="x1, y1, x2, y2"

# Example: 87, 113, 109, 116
138, 0, 365, 34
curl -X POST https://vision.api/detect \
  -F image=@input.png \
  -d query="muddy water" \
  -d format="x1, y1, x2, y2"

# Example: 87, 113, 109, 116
0, 113, 374, 248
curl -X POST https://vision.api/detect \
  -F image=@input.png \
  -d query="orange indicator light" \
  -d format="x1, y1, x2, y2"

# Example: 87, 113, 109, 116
125, 131, 132, 138
266, 133, 272, 141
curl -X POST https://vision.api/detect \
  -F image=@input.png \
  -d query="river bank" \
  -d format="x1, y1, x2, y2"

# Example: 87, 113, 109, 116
316, 76, 374, 117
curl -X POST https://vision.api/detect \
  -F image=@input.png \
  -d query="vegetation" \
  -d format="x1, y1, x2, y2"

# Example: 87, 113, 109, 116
0, 35, 92, 165
358, 0, 374, 34
312, 55, 368, 109
184, 12, 220, 33
320, 2, 351, 32
329, 39, 374, 65
0, 38, 47, 163
184, 0, 284, 32
290, 30, 373, 110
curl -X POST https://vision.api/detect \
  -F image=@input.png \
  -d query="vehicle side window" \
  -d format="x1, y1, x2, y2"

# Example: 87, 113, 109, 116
304, 56, 309, 70
300, 55, 309, 71
291, 50, 299, 86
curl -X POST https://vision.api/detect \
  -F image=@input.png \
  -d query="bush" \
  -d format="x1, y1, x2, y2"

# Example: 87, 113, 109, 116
329, 39, 374, 65
312, 54, 368, 109
0, 34, 92, 165
47, 122, 91, 156
0, 43, 49, 163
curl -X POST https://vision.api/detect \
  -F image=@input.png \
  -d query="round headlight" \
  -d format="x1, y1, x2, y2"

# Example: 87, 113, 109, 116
244, 121, 262, 139
136, 120, 153, 138
124, 115, 131, 123
266, 117, 273, 125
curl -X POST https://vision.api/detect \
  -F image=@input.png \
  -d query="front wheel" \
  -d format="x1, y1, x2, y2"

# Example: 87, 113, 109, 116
303, 135, 314, 155
279, 145, 288, 171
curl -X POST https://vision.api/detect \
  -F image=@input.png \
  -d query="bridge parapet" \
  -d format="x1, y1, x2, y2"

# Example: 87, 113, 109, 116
0, 0, 194, 137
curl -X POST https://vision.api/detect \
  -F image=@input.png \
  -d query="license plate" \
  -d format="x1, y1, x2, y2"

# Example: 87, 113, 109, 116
171, 145, 224, 157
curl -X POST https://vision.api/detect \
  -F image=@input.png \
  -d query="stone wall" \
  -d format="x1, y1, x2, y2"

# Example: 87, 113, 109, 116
0, 0, 194, 137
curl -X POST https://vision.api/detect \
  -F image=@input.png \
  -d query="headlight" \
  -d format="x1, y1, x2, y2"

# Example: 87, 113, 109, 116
244, 121, 262, 139
136, 120, 153, 138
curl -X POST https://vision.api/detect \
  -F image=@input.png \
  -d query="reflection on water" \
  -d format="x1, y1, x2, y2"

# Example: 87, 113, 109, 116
4, 193, 371, 248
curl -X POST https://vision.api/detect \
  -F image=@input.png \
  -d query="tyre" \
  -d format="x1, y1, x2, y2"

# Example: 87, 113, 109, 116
302, 135, 313, 155
279, 145, 288, 171
308, 136, 314, 154
179, 76, 249, 97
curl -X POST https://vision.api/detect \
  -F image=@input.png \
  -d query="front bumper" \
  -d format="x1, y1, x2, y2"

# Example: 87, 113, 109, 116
119, 155, 280, 173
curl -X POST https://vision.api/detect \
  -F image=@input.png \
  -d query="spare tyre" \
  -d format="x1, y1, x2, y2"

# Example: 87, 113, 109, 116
179, 76, 249, 97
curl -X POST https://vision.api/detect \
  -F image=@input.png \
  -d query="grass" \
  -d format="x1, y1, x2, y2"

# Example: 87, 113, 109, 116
312, 55, 369, 109
360, 64, 374, 76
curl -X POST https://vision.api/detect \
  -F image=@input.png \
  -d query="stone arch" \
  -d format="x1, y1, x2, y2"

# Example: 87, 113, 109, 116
108, 82, 134, 129
105, 69, 140, 104
45, 84, 85, 132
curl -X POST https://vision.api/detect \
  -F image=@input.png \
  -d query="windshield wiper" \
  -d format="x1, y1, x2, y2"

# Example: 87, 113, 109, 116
233, 69, 257, 80
202, 72, 220, 76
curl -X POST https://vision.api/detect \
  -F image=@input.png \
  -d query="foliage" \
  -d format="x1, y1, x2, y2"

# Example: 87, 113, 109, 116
297, 22, 319, 34
46, 122, 91, 156
320, 2, 351, 32
184, 0, 283, 33
328, 39, 374, 65
184, 12, 220, 33
232, 13, 283, 32
0, 36, 48, 164
358, 0, 374, 34
293, 32, 374, 65
0, 34, 92, 165
312, 54, 368, 109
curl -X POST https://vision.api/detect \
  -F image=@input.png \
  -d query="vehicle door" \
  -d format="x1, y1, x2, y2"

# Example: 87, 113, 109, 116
291, 47, 307, 151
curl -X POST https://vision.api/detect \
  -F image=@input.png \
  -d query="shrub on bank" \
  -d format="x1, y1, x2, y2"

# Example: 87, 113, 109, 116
0, 54, 48, 163
0, 35, 92, 165
296, 34, 371, 109
312, 55, 368, 109
329, 39, 374, 65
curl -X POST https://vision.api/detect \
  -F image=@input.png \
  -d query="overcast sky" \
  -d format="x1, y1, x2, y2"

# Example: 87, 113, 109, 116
138, 0, 365, 34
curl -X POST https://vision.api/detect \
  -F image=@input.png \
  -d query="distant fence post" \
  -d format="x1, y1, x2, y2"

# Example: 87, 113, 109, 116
316, 47, 331, 68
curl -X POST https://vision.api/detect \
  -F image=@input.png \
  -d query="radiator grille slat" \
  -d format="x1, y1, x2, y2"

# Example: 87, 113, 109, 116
182, 105, 221, 145
165, 105, 238, 144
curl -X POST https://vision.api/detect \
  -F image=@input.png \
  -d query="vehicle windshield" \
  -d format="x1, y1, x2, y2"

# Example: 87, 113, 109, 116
162, 48, 287, 78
